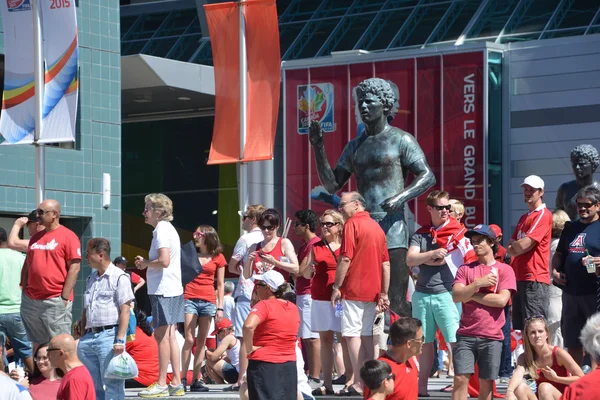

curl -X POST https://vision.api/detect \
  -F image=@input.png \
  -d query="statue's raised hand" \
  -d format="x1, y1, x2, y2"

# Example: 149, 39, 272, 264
309, 120, 324, 147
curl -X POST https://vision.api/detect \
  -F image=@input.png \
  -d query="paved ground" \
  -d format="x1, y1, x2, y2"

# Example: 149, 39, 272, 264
125, 377, 509, 399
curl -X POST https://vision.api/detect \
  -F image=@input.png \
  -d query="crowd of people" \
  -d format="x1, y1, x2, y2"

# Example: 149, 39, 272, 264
2, 148, 600, 400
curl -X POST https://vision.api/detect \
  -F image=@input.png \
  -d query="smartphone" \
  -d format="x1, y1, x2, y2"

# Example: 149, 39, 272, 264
374, 316, 382, 325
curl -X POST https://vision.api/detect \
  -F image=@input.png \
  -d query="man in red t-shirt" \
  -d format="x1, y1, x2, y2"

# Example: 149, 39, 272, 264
293, 209, 322, 389
453, 224, 517, 400
363, 317, 422, 400
49, 334, 95, 400
507, 175, 552, 330
334, 191, 390, 395
20, 200, 82, 349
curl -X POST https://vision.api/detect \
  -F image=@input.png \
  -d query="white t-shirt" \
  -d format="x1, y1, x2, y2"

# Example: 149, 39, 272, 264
223, 295, 235, 320
147, 221, 183, 297
0, 374, 32, 400
231, 228, 263, 299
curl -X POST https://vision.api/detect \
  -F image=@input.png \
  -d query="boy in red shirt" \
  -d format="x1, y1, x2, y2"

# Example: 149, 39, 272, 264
361, 360, 395, 400
363, 318, 422, 400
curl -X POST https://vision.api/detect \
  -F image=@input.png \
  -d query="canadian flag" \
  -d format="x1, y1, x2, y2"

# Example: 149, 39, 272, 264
445, 236, 476, 277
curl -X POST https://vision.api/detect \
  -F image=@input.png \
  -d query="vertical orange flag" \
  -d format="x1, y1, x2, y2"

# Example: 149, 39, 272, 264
204, 0, 281, 165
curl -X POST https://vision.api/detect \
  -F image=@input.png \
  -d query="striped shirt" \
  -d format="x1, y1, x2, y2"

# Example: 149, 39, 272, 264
84, 264, 134, 328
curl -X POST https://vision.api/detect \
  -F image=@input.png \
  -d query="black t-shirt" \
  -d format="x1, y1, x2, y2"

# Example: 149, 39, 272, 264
557, 219, 600, 295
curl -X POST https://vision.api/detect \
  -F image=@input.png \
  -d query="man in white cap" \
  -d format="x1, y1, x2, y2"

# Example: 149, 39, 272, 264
507, 175, 552, 331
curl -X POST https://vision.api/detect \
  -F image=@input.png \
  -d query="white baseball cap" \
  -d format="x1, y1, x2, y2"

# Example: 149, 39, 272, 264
253, 269, 285, 291
520, 175, 544, 190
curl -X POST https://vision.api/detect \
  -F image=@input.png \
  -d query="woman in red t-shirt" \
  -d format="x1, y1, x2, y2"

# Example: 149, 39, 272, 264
243, 269, 300, 400
181, 225, 226, 392
243, 208, 299, 282
505, 317, 583, 400
300, 209, 352, 395
9, 343, 63, 400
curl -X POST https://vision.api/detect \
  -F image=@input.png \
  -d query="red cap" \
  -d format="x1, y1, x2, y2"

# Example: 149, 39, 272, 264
211, 318, 233, 336
489, 224, 502, 238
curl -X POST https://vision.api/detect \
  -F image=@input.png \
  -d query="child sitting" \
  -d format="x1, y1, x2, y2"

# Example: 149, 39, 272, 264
205, 318, 240, 387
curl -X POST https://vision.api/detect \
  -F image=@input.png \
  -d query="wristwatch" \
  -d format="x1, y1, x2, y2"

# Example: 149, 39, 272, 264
114, 338, 125, 345
332, 284, 341, 291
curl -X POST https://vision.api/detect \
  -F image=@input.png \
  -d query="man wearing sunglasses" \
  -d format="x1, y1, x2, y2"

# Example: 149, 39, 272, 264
551, 185, 600, 365
7, 210, 45, 253
20, 200, 81, 353
48, 334, 95, 399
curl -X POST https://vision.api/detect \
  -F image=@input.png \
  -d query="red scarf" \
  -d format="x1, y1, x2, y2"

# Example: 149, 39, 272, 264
416, 218, 478, 263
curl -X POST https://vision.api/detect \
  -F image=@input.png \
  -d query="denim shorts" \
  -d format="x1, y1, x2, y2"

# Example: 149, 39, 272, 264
184, 298, 217, 317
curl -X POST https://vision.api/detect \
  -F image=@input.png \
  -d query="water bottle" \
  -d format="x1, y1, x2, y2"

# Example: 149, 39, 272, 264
582, 365, 591, 374
15, 359, 24, 380
335, 301, 343, 318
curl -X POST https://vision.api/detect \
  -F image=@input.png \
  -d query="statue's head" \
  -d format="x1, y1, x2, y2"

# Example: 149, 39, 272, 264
354, 78, 398, 120
570, 144, 599, 180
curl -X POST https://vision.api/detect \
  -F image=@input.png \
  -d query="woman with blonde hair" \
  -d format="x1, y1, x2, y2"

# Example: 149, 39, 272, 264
136, 193, 185, 397
505, 317, 583, 400
548, 209, 570, 347
181, 225, 226, 392
301, 209, 353, 396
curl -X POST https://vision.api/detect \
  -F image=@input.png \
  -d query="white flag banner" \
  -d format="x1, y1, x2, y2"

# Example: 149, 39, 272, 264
0, 0, 78, 145
39, 0, 78, 144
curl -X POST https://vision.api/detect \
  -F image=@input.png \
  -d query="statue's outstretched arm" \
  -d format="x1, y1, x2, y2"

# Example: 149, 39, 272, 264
309, 120, 351, 194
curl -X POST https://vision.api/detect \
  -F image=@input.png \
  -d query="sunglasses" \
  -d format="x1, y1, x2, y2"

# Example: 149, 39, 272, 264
387, 373, 396, 381
525, 315, 545, 323
46, 347, 61, 353
577, 202, 597, 209
36, 209, 54, 216
433, 205, 452, 211
242, 215, 250, 220
260, 225, 277, 231
193, 231, 205, 239
410, 335, 424, 343
321, 221, 338, 228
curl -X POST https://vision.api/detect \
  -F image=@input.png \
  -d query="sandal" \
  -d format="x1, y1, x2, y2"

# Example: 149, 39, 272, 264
441, 384, 454, 393
340, 386, 362, 397
336, 385, 350, 396
312, 386, 334, 396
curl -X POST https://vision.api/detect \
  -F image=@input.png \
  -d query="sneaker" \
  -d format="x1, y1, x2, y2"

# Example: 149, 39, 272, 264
181, 378, 187, 392
497, 376, 510, 384
189, 379, 209, 393
308, 377, 322, 390
138, 382, 169, 398
168, 383, 185, 396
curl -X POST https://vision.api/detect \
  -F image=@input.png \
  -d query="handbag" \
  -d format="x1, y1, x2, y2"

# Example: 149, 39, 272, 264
180, 240, 203, 286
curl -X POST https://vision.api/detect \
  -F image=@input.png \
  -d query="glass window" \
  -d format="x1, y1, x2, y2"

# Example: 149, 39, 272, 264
285, 0, 324, 23
383, 0, 420, 9
290, 18, 342, 59
315, 0, 356, 18
469, 0, 520, 39
328, 14, 377, 54
364, 9, 413, 50
142, 37, 179, 58
121, 40, 148, 56
399, 4, 450, 47
435, 0, 482, 42
123, 12, 170, 41
192, 42, 213, 66
503, 0, 561, 35
542, 27, 587, 39
121, 15, 140, 40
154, 9, 198, 38
280, 23, 307, 59
551, 0, 599, 30
487, 51, 502, 226
352, 0, 388, 13
167, 34, 203, 62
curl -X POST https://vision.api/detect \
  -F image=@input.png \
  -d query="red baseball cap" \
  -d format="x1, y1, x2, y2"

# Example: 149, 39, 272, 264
211, 318, 233, 336
489, 224, 502, 238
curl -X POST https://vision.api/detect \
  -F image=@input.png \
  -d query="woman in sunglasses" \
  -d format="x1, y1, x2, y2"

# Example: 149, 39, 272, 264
301, 209, 354, 396
243, 208, 299, 281
505, 316, 583, 400
181, 225, 226, 393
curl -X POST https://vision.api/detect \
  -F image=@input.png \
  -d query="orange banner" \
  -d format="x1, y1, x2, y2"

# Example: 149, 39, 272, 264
243, 0, 281, 162
205, 0, 280, 165
205, 2, 240, 165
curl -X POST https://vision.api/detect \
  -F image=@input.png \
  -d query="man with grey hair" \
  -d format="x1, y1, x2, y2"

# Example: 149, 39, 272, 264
556, 144, 600, 220
333, 191, 390, 395
223, 281, 235, 320
560, 312, 600, 399
552, 185, 600, 365
309, 77, 435, 317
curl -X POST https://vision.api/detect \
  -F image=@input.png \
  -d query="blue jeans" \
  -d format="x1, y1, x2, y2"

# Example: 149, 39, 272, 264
0, 313, 33, 362
498, 305, 513, 377
77, 327, 124, 400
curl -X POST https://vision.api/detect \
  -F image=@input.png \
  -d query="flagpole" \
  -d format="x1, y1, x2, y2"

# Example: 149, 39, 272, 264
238, 0, 248, 232
32, 0, 45, 205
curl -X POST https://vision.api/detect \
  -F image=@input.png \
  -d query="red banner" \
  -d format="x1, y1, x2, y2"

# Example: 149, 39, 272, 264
285, 51, 485, 235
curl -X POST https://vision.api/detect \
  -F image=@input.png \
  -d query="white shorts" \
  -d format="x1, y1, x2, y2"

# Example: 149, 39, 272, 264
341, 299, 377, 337
297, 294, 319, 339
311, 300, 341, 333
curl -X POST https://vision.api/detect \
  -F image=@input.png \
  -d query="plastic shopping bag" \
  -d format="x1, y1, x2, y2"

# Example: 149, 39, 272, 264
104, 351, 138, 380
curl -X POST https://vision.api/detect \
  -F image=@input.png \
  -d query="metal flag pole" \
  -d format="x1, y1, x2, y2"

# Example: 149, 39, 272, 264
238, 0, 248, 233
32, 0, 45, 205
